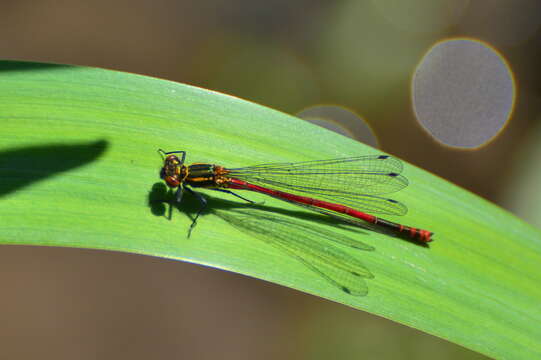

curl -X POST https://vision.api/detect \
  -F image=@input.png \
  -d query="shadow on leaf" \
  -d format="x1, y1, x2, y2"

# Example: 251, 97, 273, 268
0, 60, 74, 73
0, 140, 108, 197
148, 182, 374, 296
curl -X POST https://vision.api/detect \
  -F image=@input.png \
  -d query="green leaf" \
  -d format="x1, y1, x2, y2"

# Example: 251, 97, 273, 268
1, 60, 540, 359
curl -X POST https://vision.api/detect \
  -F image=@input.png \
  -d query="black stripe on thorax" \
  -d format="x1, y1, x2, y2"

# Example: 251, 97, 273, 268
185, 163, 216, 187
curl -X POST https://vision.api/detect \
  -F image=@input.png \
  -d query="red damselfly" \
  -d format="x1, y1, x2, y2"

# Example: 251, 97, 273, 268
158, 150, 433, 243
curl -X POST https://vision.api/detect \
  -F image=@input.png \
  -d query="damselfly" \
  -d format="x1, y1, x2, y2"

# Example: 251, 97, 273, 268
158, 150, 433, 243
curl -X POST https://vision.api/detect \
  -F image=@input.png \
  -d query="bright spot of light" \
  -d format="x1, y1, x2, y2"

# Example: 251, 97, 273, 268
412, 38, 515, 149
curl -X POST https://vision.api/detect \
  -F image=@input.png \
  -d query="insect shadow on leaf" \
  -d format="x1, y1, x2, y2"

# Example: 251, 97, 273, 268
148, 182, 375, 296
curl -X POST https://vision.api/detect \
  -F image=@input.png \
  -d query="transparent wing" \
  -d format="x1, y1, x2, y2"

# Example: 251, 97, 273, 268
213, 207, 374, 296
226, 155, 408, 215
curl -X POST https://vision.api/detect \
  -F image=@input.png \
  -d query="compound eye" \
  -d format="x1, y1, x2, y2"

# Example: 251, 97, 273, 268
165, 176, 180, 188
159, 167, 166, 179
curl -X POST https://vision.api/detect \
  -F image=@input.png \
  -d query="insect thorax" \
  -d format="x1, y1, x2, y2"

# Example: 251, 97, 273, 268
185, 163, 216, 187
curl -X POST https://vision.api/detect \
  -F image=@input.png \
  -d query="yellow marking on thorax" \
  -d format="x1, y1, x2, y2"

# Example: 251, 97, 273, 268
181, 165, 189, 182
189, 177, 212, 182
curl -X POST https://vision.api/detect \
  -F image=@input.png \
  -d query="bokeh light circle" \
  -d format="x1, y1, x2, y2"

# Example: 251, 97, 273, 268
296, 105, 378, 148
412, 38, 515, 148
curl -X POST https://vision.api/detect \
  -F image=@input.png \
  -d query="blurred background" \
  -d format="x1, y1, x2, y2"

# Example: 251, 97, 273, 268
1, 0, 540, 359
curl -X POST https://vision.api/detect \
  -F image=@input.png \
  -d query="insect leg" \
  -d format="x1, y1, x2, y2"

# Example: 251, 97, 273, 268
210, 188, 257, 204
185, 185, 207, 237
157, 149, 186, 164
175, 185, 185, 203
